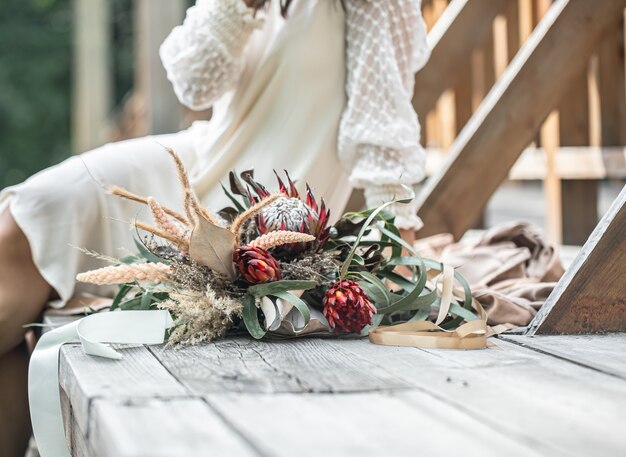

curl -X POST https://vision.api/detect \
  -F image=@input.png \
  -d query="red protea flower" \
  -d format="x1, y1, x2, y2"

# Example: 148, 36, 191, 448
323, 280, 376, 333
244, 170, 331, 257
233, 246, 282, 284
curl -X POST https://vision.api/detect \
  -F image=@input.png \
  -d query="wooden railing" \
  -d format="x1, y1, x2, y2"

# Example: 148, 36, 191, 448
417, 0, 626, 245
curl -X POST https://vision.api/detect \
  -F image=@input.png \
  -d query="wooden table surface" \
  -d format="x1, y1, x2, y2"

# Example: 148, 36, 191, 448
58, 333, 626, 457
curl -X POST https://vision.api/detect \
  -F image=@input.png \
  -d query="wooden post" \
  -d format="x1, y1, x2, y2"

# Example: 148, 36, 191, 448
135, 0, 186, 135
559, 72, 597, 245
415, 0, 626, 239
413, 0, 509, 119
598, 21, 626, 147
527, 185, 626, 334
72, 0, 111, 153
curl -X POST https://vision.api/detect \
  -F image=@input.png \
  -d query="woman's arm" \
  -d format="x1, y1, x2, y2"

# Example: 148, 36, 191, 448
339, 0, 430, 231
160, 0, 263, 111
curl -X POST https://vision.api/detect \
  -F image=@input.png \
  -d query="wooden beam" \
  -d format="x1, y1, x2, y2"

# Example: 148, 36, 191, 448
72, 0, 111, 153
416, 0, 626, 239
527, 185, 626, 334
425, 146, 626, 179
413, 0, 509, 118
135, 0, 186, 135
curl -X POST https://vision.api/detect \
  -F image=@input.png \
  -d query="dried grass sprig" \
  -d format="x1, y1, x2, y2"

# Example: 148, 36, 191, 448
165, 148, 217, 225
70, 246, 119, 264
158, 288, 241, 345
230, 194, 282, 239
249, 231, 315, 250
109, 186, 188, 225
147, 197, 189, 252
135, 221, 190, 250
76, 262, 172, 285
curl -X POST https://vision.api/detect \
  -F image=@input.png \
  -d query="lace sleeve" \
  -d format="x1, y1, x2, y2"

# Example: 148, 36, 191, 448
160, 0, 264, 111
339, 0, 430, 229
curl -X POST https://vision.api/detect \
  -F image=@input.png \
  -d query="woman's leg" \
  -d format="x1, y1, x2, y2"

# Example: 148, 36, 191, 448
0, 342, 31, 457
0, 208, 52, 457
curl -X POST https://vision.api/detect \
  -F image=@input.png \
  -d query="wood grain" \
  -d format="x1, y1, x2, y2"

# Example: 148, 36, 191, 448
207, 392, 543, 457
527, 185, 626, 334
89, 398, 258, 457
327, 338, 626, 457
415, 0, 626, 239
501, 334, 626, 379
150, 338, 410, 395
59, 344, 187, 433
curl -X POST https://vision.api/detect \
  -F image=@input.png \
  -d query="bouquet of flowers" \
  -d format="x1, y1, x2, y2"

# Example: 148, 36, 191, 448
76, 149, 484, 346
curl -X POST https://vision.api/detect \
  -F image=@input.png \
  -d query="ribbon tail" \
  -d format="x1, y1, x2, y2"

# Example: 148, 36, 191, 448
28, 310, 173, 457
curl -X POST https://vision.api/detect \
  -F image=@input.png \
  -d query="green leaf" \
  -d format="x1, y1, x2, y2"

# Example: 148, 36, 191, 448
111, 284, 133, 311
449, 302, 480, 322
359, 282, 389, 309
242, 294, 266, 339
359, 313, 385, 336
380, 222, 403, 259
377, 287, 437, 314
273, 291, 311, 330
140, 291, 154, 310
247, 280, 318, 297
133, 238, 164, 263
119, 296, 142, 310
220, 183, 246, 213
379, 227, 418, 256
339, 185, 415, 279
378, 269, 416, 292
358, 271, 391, 307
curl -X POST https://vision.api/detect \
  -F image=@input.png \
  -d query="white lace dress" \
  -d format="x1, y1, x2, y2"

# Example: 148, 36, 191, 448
0, 0, 429, 307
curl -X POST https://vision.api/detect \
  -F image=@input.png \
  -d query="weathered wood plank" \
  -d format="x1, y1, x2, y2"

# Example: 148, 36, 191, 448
150, 338, 410, 395
501, 334, 626, 379
527, 185, 626, 334
416, 0, 626, 239
59, 344, 187, 434
207, 391, 543, 457
325, 338, 626, 457
413, 0, 509, 117
89, 398, 258, 457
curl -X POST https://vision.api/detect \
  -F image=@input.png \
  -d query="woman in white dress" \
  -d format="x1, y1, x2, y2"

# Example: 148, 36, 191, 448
0, 1, 429, 454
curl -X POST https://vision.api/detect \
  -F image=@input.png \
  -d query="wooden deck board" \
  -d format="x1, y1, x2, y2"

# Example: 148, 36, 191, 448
207, 392, 543, 457
501, 333, 626, 379
89, 398, 258, 457
58, 335, 626, 457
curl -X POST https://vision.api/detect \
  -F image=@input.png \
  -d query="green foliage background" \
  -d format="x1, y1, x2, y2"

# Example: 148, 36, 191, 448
0, 0, 134, 189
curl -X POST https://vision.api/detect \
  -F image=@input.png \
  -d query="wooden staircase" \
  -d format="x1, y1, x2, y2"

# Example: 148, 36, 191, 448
414, 0, 626, 333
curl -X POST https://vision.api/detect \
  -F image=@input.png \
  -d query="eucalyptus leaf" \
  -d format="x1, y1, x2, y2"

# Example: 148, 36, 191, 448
242, 294, 266, 339
133, 238, 164, 263
247, 280, 317, 297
